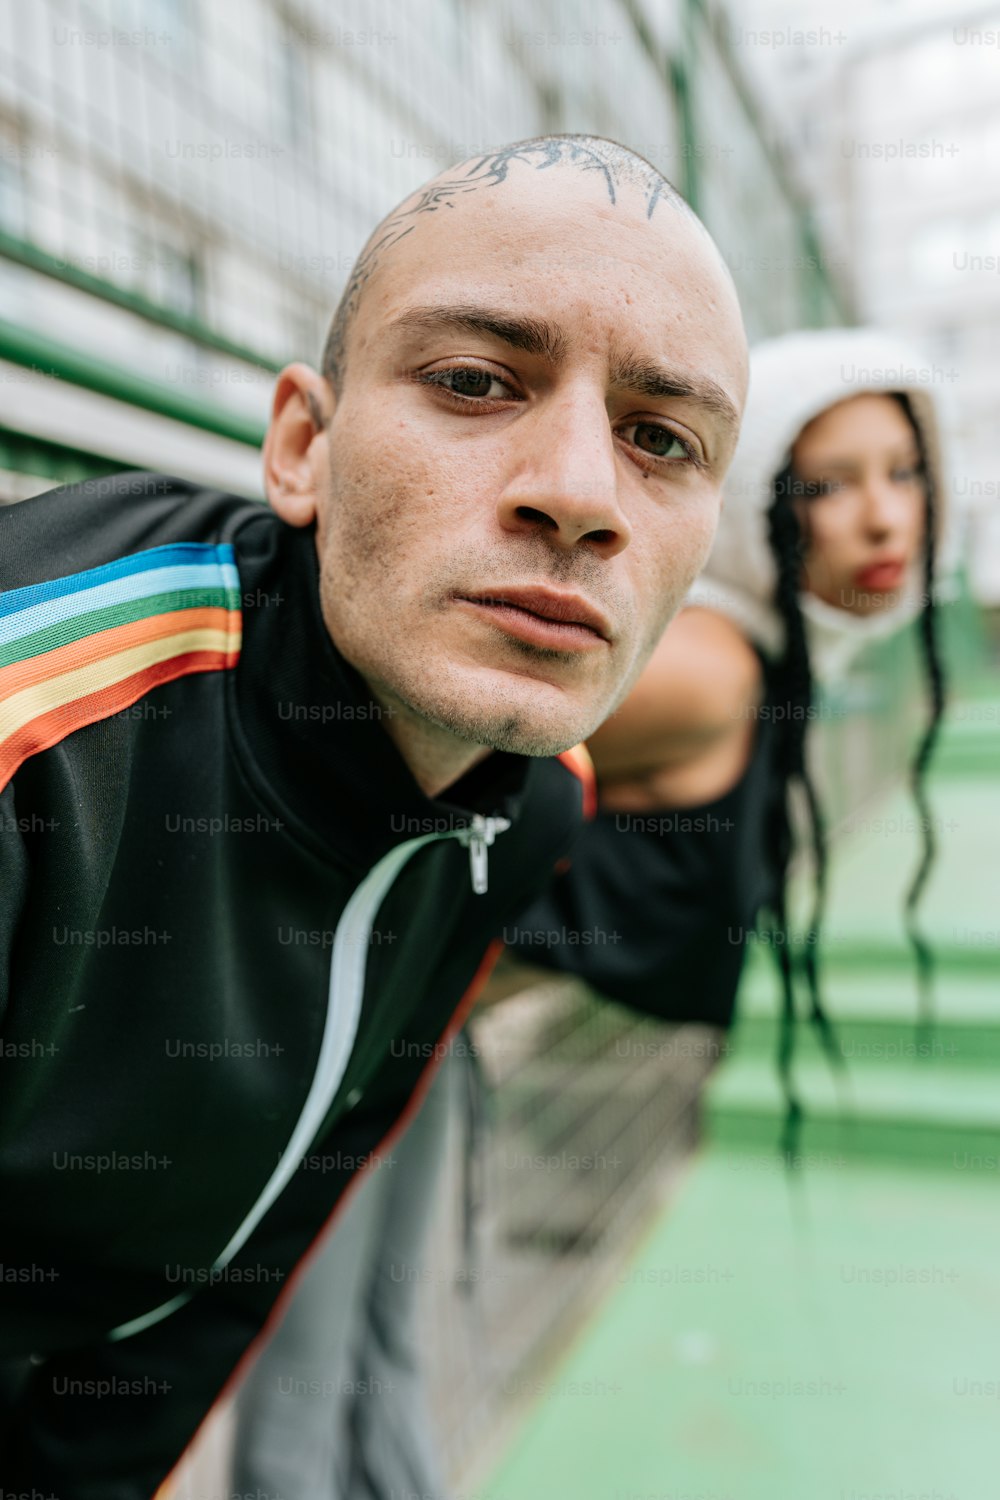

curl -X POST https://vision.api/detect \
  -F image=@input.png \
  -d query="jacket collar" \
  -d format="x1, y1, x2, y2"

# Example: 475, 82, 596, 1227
232, 514, 531, 871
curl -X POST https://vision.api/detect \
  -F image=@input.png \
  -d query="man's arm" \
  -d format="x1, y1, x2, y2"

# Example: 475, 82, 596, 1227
0, 1093, 414, 1500
2, 1274, 272, 1498
0, 1167, 352, 1498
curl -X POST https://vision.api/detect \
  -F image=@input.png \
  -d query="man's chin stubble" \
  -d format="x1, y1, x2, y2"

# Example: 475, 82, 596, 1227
397, 672, 600, 758
417, 697, 585, 758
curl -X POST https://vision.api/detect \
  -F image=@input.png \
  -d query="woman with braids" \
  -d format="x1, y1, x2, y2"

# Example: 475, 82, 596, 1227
505, 327, 951, 1103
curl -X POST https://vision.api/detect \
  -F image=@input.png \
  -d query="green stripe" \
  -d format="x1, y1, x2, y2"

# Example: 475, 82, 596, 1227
0, 587, 241, 670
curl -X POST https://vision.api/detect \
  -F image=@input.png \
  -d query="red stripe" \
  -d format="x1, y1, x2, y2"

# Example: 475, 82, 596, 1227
154, 938, 505, 1496
0, 649, 239, 794
557, 743, 597, 819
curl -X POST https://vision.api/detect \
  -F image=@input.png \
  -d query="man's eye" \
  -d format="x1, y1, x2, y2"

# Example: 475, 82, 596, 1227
423, 367, 512, 401
621, 421, 691, 461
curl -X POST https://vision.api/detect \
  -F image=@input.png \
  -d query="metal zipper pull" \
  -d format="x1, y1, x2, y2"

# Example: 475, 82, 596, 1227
460, 814, 511, 896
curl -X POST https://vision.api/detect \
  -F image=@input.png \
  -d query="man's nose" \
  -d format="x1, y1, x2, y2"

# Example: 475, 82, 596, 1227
495, 392, 632, 557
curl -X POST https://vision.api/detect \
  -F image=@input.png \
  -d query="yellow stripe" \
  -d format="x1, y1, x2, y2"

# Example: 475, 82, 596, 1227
0, 625, 240, 745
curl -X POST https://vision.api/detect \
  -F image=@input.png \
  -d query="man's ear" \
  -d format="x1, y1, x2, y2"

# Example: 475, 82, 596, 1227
262, 363, 335, 527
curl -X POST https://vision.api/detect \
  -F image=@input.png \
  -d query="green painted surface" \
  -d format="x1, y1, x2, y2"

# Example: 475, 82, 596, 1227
706, 1057, 1000, 1167
490, 1152, 1000, 1500
710, 701, 998, 1168
490, 691, 1000, 1497
813, 779, 998, 961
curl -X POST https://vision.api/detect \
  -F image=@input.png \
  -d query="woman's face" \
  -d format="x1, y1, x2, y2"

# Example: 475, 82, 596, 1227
790, 392, 926, 616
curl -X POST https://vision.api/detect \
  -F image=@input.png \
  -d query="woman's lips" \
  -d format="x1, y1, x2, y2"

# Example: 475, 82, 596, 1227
455, 590, 610, 653
855, 560, 906, 591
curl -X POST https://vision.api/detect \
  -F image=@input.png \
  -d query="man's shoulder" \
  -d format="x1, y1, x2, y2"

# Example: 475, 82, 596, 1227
0, 471, 269, 590
0, 473, 271, 794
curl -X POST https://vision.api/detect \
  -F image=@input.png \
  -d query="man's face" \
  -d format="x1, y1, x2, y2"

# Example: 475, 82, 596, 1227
300, 168, 746, 757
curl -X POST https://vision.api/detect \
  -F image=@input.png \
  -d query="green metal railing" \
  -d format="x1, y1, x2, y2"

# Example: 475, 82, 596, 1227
0, 228, 286, 378
0, 320, 269, 449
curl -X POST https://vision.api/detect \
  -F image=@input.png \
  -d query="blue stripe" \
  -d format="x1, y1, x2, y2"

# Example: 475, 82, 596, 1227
0, 551, 240, 648
0, 542, 238, 621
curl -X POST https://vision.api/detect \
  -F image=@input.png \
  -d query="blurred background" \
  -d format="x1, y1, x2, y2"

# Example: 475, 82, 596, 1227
2, 2, 997, 1497
4, 0, 999, 613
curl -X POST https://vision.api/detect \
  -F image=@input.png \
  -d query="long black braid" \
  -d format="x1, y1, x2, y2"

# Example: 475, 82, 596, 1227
765, 464, 843, 1160
897, 394, 948, 1036
764, 393, 946, 1157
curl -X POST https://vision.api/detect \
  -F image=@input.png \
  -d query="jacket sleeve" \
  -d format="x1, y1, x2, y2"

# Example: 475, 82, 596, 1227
0, 781, 30, 1029
0, 1102, 400, 1500
0, 1272, 278, 1499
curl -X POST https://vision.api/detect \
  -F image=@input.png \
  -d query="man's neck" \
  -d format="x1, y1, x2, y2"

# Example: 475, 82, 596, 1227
367, 684, 492, 800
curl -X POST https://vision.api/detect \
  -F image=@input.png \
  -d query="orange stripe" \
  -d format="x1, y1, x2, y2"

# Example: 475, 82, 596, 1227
557, 742, 597, 819
0, 605, 239, 700
0, 650, 238, 790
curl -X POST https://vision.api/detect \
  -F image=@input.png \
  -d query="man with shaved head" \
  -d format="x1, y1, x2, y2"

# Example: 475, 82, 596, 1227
0, 136, 746, 1496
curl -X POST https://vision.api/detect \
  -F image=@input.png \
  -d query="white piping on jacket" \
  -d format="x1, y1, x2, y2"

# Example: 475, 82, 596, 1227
106, 816, 510, 1343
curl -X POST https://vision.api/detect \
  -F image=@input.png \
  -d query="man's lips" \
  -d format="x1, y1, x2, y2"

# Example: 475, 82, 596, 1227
855, 559, 906, 591
454, 586, 612, 652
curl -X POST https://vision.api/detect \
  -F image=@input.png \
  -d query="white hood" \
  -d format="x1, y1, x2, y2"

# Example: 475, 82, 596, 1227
687, 327, 953, 683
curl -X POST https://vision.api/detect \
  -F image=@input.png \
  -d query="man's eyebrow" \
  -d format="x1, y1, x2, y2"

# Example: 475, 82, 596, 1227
388, 304, 567, 363
609, 354, 741, 433
389, 305, 741, 433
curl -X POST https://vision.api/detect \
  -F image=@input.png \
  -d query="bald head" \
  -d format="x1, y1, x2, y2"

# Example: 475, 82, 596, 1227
265, 128, 748, 780
321, 133, 732, 394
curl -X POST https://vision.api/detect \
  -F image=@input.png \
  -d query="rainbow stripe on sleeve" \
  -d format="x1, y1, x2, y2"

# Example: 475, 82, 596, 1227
0, 541, 242, 792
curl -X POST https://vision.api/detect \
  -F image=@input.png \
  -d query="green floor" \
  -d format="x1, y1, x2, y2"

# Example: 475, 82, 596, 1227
490, 693, 1000, 1498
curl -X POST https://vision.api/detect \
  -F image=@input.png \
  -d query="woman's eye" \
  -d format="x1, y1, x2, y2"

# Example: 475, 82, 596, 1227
423, 367, 513, 401
802, 477, 847, 498
891, 465, 923, 485
621, 422, 691, 461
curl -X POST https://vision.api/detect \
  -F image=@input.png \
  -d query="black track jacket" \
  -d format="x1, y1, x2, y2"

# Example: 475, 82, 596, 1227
0, 472, 589, 1498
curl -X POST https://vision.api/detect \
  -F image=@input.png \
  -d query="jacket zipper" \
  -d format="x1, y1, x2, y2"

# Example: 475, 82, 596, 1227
106, 815, 510, 1343
456, 812, 511, 895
